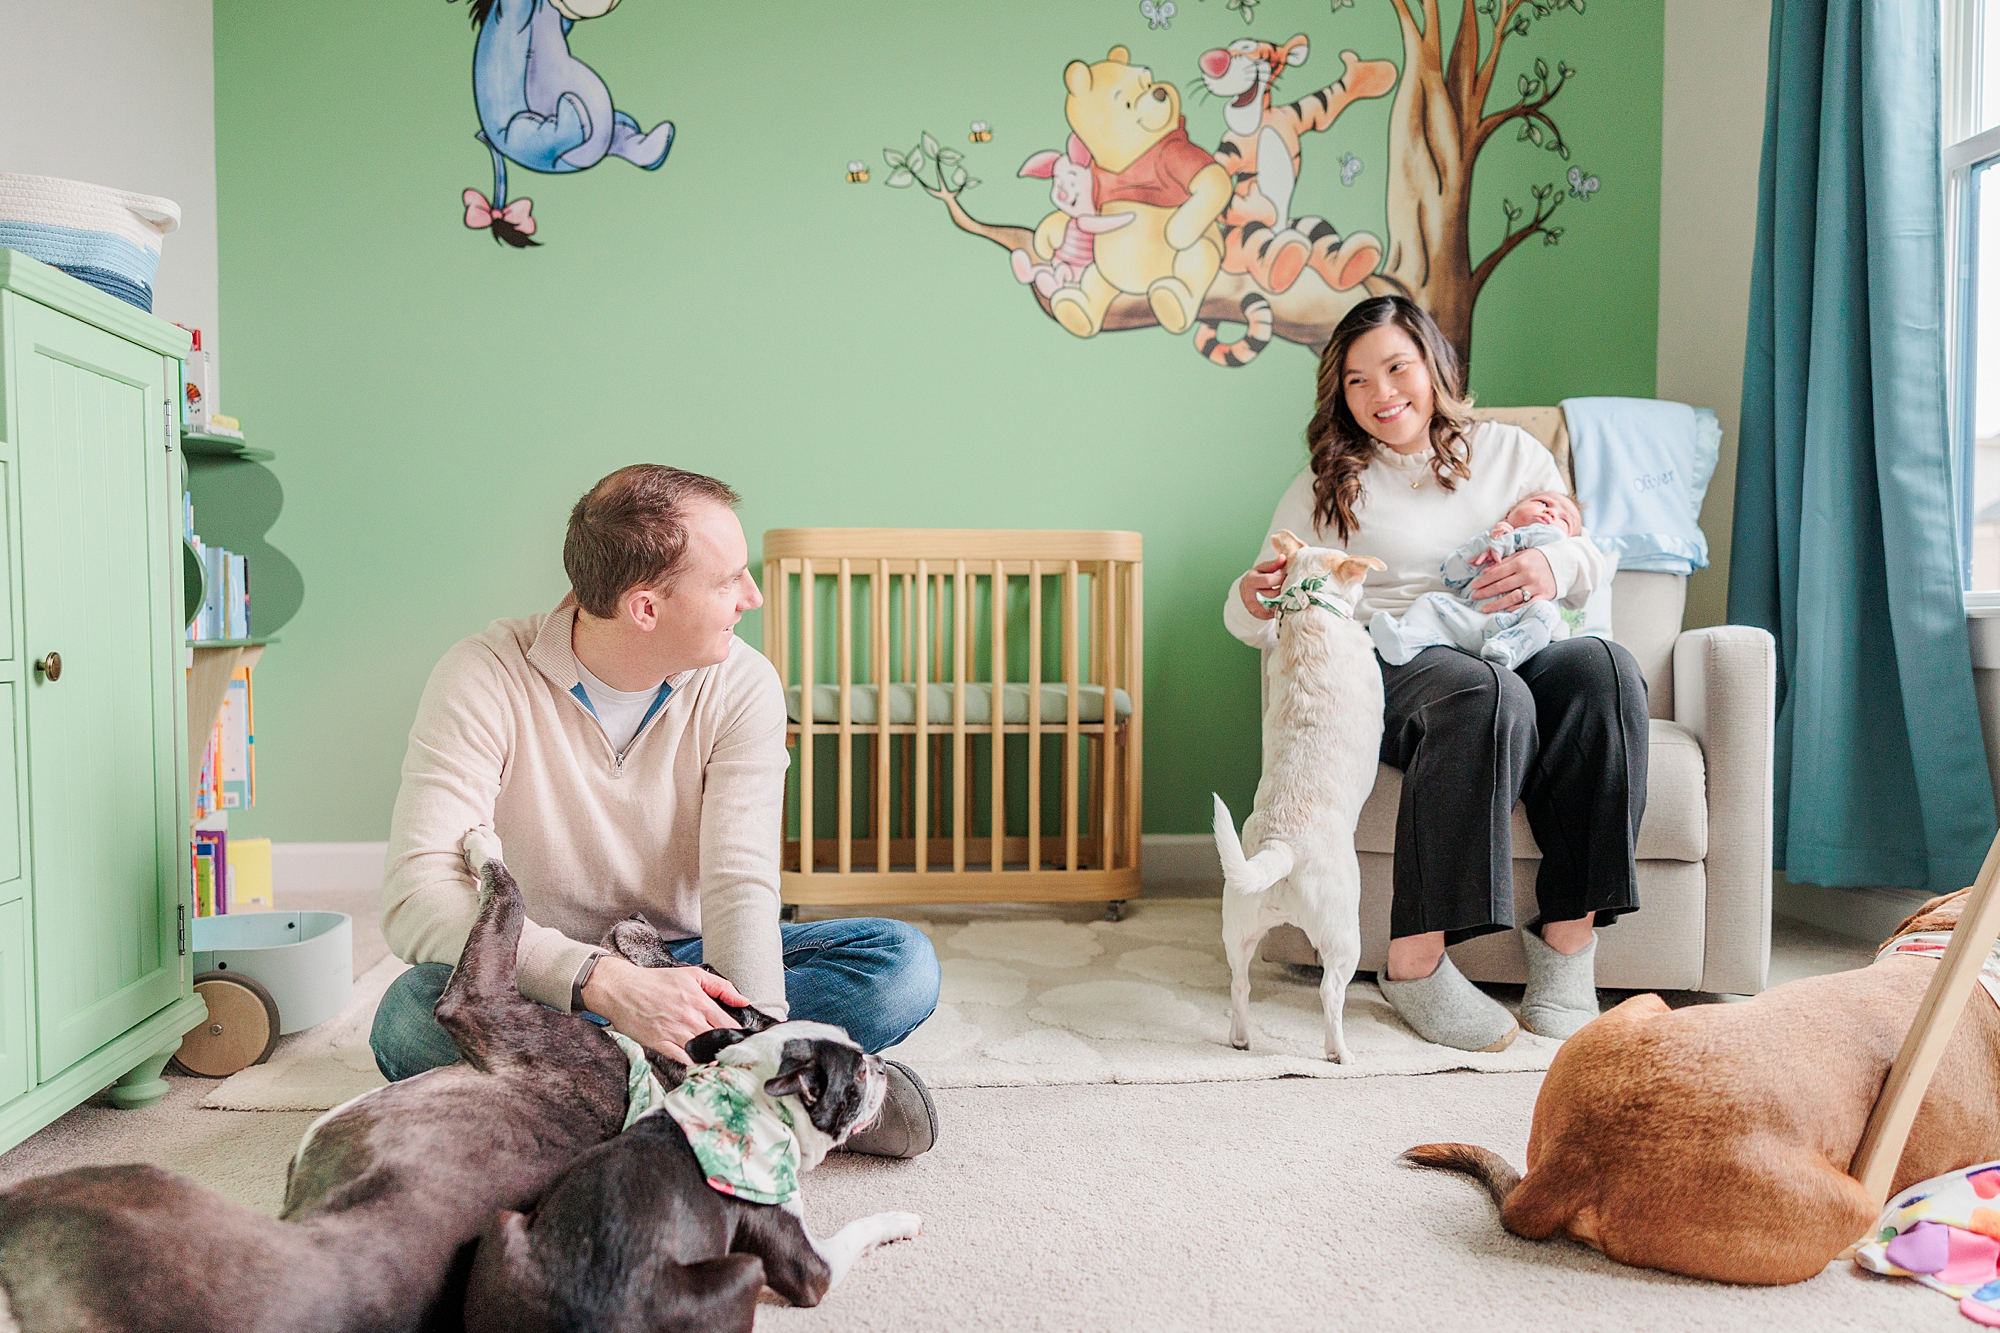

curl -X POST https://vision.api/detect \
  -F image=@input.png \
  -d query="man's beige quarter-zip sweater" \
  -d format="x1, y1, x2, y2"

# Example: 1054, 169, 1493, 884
380, 597, 791, 1016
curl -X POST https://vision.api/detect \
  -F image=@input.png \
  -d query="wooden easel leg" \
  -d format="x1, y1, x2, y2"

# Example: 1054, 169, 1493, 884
1848, 831, 2000, 1214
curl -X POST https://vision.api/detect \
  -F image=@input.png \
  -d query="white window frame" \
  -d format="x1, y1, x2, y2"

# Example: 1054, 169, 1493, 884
1947, 0, 2000, 605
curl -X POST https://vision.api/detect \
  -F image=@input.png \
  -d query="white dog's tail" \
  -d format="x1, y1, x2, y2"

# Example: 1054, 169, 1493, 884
1212, 793, 1294, 896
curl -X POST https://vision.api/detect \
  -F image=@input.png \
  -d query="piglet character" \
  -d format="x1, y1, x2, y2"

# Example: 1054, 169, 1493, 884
1011, 134, 1133, 298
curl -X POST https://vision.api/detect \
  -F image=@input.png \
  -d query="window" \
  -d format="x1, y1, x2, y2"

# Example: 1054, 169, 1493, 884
1949, 0, 2000, 591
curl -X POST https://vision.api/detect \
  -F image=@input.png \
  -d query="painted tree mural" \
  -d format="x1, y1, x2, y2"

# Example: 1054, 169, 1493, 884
892, 0, 1591, 372
1382, 0, 1583, 363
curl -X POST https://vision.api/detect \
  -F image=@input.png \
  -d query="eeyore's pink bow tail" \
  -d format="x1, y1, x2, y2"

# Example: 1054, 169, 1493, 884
464, 134, 540, 249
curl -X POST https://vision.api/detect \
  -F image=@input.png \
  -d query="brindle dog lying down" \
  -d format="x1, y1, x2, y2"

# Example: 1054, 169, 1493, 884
1404, 888, 2000, 1285
464, 1021, 917, 1333
0, 834, 761, 1333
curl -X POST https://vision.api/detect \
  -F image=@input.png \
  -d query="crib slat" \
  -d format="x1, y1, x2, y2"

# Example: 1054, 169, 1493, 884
1102, 561, 1117, 873
1029, 560, 1042, 872
901, 571, 914, 846
837, 560, 853, 875
1064, 560, 1079, 874
991, 558, 1006, 874
960, 552, 976, 872
930, 572, 944, 856
1126, 560, 1144, 872
876, 559, 891, 874
915, 560, 929, 876
799, 559, 815, 877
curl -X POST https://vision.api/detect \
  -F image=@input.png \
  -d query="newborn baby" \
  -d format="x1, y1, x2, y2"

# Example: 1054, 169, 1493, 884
1370, 490, 1585, 670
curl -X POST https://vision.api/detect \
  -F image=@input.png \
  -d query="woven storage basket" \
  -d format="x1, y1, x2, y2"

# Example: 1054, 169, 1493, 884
0, 174, 180, 311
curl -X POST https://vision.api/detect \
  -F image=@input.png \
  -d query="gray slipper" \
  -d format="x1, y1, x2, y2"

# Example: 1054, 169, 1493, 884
838, 1060, 938, 1159
1520, 924, 1601, 1039
1377, 953, 1518, 1052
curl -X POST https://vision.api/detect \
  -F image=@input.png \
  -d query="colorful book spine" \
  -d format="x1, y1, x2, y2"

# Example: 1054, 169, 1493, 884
219, 668, 253, 811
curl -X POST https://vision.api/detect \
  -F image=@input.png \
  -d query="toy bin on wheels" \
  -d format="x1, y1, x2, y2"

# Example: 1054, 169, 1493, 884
171, 912, 353, 1077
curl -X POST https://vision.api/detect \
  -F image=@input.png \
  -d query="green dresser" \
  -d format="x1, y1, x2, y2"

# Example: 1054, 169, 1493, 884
0, 251, 210, 1153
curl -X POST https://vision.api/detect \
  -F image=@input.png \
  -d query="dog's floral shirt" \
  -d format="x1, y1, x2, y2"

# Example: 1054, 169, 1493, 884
611, 1031, 802, 1205
1857, 1159, 2000, 1326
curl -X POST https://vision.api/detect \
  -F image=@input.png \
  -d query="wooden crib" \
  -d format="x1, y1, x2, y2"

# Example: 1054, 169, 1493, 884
761, 529, 1143, 913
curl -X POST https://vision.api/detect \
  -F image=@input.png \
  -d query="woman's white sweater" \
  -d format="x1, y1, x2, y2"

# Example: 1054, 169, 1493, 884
1223, 421, 1608, 652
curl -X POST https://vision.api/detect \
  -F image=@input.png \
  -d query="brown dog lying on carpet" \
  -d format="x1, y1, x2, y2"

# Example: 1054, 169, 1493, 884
0, 834, 765, 1332
1405, 889, 2000, 1285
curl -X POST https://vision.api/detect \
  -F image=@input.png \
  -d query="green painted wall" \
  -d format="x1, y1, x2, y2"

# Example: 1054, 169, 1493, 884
212, 0, 1660, 842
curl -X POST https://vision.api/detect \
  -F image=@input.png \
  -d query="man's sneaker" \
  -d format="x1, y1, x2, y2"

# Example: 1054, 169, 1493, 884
840, 1060, 937, 1159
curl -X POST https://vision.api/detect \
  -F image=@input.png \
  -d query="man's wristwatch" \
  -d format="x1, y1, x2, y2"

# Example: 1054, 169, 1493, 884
571, 952, 602, 1014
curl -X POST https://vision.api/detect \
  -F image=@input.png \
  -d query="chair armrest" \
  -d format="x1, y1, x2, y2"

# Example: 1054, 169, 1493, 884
1674, 625, 1777, 993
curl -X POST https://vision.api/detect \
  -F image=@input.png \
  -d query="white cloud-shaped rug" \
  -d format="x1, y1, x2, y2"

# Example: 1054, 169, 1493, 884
883, 899, 1560, 1087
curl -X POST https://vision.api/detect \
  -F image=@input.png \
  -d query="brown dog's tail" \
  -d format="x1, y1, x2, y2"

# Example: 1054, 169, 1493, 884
1401, 1143, 1523, 1213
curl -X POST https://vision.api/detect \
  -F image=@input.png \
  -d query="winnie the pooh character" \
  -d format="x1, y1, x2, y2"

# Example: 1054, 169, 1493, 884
1053, 46, 1230, 339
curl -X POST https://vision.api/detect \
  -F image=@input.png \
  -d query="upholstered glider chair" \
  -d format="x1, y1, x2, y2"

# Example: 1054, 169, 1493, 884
1259, 407, 1778, 995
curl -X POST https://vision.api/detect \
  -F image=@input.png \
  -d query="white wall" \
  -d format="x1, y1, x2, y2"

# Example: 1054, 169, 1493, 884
1659, 0, 1773, 629
0, 0, 219, 347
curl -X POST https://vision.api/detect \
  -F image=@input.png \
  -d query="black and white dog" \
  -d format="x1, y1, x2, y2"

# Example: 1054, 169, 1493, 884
0, 834, 766, 1333
463, 1019, 921, 1331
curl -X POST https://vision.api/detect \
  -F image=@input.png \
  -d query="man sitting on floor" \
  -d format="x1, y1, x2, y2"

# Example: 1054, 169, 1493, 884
369, 463, 941, 1157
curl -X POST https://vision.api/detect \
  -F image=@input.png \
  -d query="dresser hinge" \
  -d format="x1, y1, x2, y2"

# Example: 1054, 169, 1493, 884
177, 903, 186, 955
164, 399, 176, 452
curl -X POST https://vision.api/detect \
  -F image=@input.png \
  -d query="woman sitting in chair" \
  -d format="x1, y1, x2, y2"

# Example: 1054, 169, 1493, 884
1223, 295, 1648, 1051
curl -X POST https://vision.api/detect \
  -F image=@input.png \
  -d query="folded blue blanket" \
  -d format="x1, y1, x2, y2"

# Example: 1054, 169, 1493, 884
1562, 396, 1720, 576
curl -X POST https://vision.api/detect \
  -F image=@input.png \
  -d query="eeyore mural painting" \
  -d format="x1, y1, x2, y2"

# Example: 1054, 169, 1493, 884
450, 0, 675, 247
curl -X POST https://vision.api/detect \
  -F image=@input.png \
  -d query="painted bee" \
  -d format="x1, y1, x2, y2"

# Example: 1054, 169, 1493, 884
846, 160, 869, 183
969, 121, 992, 143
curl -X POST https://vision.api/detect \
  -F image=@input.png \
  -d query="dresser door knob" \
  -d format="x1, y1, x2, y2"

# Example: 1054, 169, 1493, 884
34, 653, 60, 682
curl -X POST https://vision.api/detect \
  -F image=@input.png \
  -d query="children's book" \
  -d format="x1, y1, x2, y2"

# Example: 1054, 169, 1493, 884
228, 838, 273, 912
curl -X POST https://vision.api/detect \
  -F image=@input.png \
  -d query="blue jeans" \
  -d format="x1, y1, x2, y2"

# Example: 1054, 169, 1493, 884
369, 917, 941, 1083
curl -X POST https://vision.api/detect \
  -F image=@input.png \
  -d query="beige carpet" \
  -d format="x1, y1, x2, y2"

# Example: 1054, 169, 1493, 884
765, 1075, 1947, 1333
884, 899, 1562, 1085
0, 909, 1944, 1332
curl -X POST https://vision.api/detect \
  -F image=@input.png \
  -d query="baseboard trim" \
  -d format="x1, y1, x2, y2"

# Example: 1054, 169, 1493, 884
1141, 834, 1221, 898
1771, 876, 1930, 944
274, 836, 1219, 900
273, 841, 388, 895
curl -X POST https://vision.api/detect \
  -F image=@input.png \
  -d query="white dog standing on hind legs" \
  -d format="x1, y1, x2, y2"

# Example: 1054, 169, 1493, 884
1214, 531, 1385, 1063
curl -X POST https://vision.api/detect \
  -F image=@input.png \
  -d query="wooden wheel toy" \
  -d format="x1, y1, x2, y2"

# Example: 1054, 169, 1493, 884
171, 970, 281, 1077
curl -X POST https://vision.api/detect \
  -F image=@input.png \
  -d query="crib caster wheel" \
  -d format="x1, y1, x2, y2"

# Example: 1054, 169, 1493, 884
780, 904, 800, 924
1104, 901, 1125, 923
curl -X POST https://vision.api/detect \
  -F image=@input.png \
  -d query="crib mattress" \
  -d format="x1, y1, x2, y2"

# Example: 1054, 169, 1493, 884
786, 681, 1133, 726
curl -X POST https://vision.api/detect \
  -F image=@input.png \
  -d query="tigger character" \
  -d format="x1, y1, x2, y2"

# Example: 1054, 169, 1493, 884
1057, 47, 1231, 339
1195, 36, 1396, 297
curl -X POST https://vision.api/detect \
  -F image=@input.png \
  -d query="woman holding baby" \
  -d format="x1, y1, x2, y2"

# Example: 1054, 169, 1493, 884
1223, 296, 1647, 1053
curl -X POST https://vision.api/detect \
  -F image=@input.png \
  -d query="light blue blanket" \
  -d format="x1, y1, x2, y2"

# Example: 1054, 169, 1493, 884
1562, 396, 1721, 576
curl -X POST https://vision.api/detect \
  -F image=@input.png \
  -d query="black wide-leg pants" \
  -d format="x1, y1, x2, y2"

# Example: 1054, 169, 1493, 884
1377, 638, 1649, 943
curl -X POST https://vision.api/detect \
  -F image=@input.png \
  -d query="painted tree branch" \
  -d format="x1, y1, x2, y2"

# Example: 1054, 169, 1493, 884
922, 185, 1400, 350
1473, 64, 1571, 156
1469, 186, 1563, 297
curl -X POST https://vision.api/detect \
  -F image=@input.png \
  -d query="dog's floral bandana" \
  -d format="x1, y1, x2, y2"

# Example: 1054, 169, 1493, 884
611, 1030, 668, 1130
1857, 1160, 2000, 1325
659, 1063, 803, 1206
609, 1030, 803, 1205
1258, 573, 1354, 627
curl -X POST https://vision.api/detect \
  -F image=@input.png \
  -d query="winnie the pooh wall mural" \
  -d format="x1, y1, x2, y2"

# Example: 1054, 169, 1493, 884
447, 0, 676, 247
883, 0, 1596, 371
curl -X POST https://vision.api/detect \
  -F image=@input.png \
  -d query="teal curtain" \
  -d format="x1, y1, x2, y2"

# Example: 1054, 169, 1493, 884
1729, 0, 1996, 890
